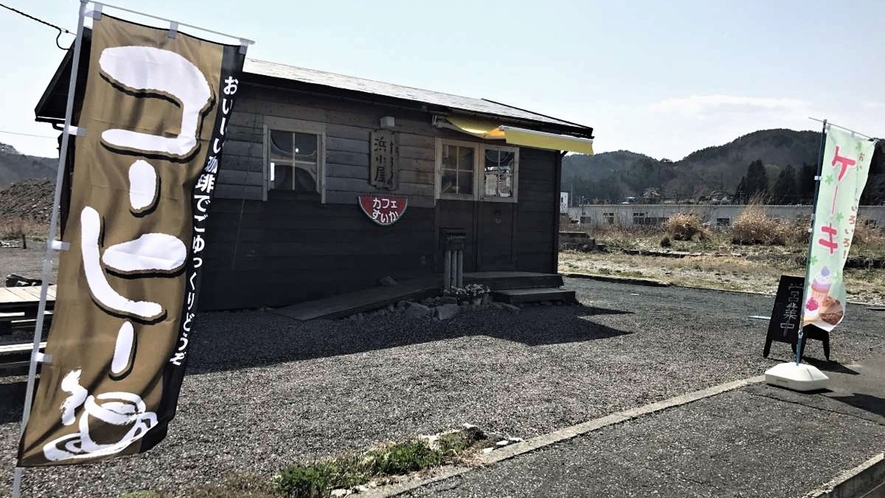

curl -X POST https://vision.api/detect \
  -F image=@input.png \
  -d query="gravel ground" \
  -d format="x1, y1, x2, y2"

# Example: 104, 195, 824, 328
2, 278, 884, 497
0, 245, 57, 285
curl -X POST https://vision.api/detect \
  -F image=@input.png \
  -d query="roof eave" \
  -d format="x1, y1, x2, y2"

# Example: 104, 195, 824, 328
243, 72, 593, 139
33, 38, 593, 140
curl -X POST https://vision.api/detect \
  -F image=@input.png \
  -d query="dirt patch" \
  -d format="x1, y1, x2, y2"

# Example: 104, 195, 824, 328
0, 179, 54, 225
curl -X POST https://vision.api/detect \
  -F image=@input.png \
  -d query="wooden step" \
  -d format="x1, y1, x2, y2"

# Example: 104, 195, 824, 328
0, 341, 46, 356
464, 272, 564, 291
0, 342, 46, 375
0, 313, 53, 335
0, 360, 30, 374
272, 276, 440, 321
491, 287, 577, 305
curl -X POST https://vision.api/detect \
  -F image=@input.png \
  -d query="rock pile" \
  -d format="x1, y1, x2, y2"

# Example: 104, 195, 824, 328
344, 294, 520, 322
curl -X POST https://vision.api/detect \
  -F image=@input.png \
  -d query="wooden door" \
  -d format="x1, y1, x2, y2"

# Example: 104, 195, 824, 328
477, 202, 515, 271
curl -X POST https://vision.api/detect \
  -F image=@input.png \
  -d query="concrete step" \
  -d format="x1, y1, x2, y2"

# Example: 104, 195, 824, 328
491, 287, 577, 305
464, 272, 564, 291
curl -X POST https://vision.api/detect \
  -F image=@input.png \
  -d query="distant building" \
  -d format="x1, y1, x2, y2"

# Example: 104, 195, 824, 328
570, 204, 885, 229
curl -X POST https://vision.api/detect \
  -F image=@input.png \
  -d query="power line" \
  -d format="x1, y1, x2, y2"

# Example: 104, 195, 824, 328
0, 130, 57, 140
0, 2, 73, 49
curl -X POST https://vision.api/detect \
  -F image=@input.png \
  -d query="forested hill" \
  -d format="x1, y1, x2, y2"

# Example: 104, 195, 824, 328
562, 129, 828, 203
0, 142, 57, 187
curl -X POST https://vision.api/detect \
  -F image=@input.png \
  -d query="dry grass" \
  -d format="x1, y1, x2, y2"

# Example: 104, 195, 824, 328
0, 218, 49, 241
662, 212, 706, 241
561, 209, 885, 305
560, 250, 885, 305
730, 204, 791, 245
853, 218, 885, 246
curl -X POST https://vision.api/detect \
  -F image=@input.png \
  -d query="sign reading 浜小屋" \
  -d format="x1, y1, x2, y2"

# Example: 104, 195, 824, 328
560, 192, 569, 214
369, 129, 398, 190
359, 195, 407, 226
763, 275, 829, 360
17, 14, 246, 466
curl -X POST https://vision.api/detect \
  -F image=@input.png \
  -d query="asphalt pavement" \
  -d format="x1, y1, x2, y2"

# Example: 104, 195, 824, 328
404, 346, 885, 498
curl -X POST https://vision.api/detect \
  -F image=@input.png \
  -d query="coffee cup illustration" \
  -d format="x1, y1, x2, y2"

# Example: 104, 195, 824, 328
43, 389, 157, 462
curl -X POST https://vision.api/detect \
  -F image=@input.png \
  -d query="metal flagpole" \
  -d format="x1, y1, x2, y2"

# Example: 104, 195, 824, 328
808, 117, 874, 140
91, 0, 255, 45
794, 118, 829, 365
11, 0, 89, 496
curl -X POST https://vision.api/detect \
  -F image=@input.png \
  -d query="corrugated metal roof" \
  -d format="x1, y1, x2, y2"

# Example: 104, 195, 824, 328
243, 58, 590, 131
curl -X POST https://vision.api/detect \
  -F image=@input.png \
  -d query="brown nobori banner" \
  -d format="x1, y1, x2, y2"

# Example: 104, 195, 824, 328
17, 14, 245, 466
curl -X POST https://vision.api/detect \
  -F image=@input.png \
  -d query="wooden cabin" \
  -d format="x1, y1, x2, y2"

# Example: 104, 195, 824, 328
35, 39, 595, 311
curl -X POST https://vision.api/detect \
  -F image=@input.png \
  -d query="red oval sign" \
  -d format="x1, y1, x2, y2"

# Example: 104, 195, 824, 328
358, 195, 408, 226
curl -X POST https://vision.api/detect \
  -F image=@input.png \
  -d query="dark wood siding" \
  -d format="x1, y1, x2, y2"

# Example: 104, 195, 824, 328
435, 200, 477, 273
200, 197, 435, 310
515, 148, 558, 273
477, 202, 515, 270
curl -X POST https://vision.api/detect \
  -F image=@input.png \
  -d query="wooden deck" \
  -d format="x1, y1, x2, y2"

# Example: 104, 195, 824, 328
272, 276, 441, 321
0, 285, 56, 335
0, 285, 56, 313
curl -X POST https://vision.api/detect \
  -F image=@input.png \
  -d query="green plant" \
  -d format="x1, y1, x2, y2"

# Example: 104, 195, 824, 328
273, 432, 482, 498
438, 427, 485, 455
660, 236, 672, 248
275, 462, 335, 498
371, 440, 443, 475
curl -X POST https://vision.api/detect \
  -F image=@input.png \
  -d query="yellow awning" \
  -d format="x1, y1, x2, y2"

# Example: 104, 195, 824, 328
499, 126, 595, 155
441, 116, 507, 139
438, 115, 594, 155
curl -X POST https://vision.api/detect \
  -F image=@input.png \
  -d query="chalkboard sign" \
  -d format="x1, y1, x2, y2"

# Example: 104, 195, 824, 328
763, 275, 830, 360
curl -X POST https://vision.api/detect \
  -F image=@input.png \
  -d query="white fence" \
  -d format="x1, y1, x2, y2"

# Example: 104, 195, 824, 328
568, 204, 885, 229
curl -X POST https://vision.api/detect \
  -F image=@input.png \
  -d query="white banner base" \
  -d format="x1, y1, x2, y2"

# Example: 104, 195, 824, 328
765, 362, 829, 392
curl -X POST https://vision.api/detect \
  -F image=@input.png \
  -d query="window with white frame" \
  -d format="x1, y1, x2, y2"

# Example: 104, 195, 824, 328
264, 118, 325, 199
482, 146, 518, 201
439, 141, 477, 199
436, 139, 519, 202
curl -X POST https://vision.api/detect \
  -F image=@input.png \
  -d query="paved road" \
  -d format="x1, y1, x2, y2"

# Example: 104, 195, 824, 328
407, 355, 885, 497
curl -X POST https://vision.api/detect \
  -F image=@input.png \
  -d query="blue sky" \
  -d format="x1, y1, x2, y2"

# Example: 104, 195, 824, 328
1, 0, 882, 159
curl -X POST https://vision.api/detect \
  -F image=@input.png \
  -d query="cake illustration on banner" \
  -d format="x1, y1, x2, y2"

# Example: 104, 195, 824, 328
819, 295, 844, 325
804, 266, 832, 322
811, 266, 832, 303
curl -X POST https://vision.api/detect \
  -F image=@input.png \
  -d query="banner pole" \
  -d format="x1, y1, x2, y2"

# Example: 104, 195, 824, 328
795, 118, 829, 365
11, 1, 89, 495
92, 0, 254, 45
808, 117, 874, 140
